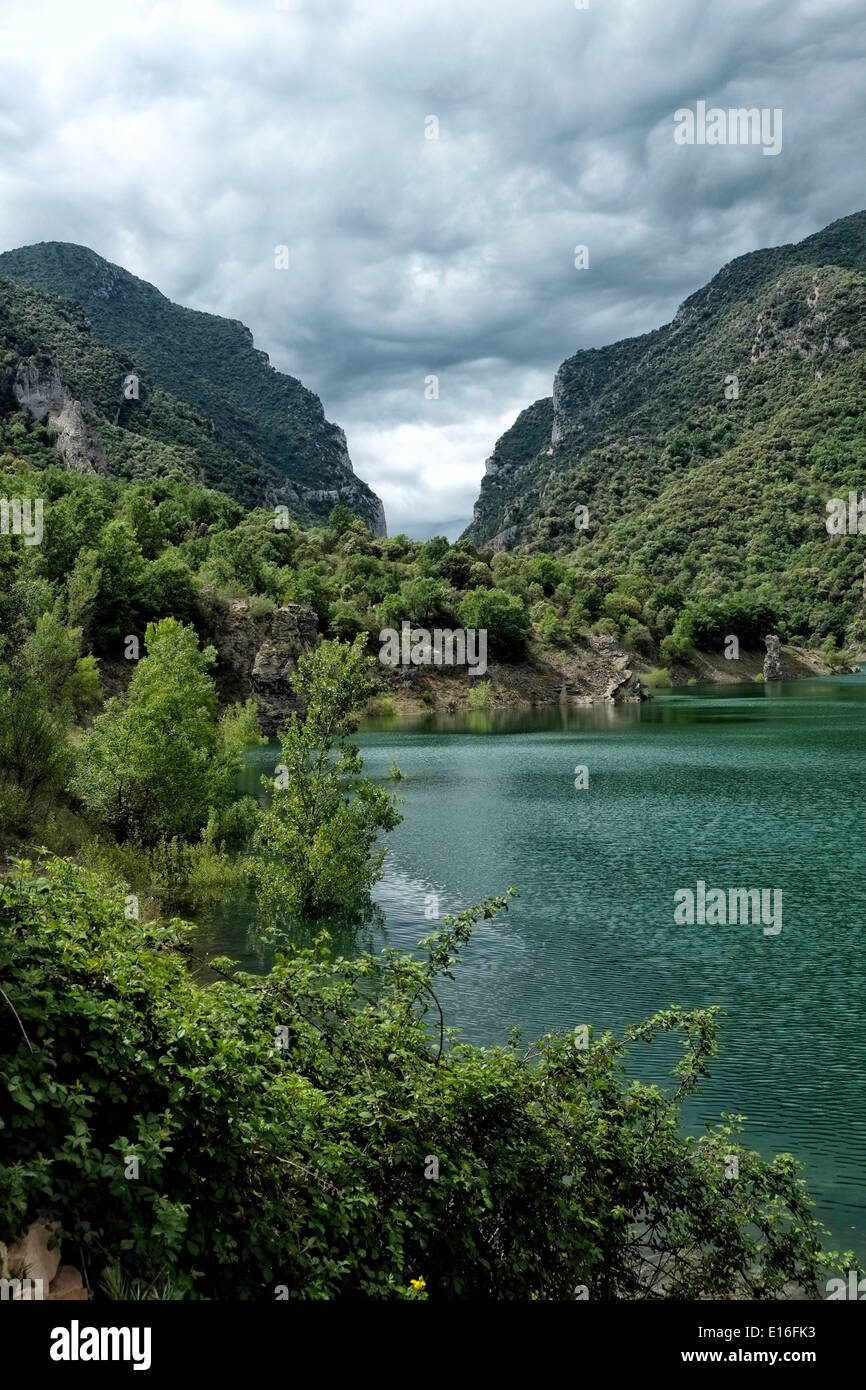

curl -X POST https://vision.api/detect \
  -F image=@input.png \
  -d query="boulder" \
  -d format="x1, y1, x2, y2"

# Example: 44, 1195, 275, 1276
49, 1265, 88, 1300
2, 1219, 61, 1287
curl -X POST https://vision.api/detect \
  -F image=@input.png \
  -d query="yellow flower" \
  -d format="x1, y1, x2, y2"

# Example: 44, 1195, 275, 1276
409, 1277, 426, 1291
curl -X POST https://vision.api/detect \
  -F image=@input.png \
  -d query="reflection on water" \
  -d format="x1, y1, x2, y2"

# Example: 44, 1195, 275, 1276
192, 674, 866, 1260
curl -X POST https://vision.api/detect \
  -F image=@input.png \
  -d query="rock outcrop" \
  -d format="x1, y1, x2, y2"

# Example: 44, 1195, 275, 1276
203, 592, 319, 734
0, 1220, 87, 1300
250, 604, 320, 733
588, 634, 645, 702
763, 634, 785, 681
12, 363, 106, 473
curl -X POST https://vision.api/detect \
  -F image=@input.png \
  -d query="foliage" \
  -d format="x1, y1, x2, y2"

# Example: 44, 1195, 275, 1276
0, 860, 848, 1301
251, 636, 402, 918
0, 679, 74, 831
364, 695, 398, 718
640, 667, 671, 691
19, 612, 100, 717
72, 619, 260, 844
458, 586, 529, 659
467, 679, 492, 711
78, 812, 251, 910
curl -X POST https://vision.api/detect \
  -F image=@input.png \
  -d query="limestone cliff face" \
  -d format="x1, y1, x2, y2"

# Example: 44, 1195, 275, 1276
202, 591, 320, 734
750, 270, 853, 364
11, 363, 106, 473
250, 605, 320, 732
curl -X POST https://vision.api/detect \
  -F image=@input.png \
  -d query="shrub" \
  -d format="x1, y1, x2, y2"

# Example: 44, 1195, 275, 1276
659, 631, 694, 666
364, 695, 398, 718
467, 679, 491, 711
0, 862, 846, 1301
0, 678, 74, 813
623, 622, 655, 656
248, 594, 276, 620
458, 587, 529, 660
251, 637, 402, 918
72, 620, 261, 844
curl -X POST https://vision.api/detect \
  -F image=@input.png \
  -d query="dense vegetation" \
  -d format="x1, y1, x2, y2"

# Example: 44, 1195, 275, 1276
251, 636, 402, 918
0, 242, 383, 527
1, 860, 848, 1300
467, 212, 866, 649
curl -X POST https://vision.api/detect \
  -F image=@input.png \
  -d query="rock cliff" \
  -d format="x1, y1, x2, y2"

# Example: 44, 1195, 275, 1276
202, 592, 320, 734
11, 362, 107, 473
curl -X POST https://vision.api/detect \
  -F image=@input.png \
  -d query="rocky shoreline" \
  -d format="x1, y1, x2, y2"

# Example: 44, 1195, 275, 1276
184, 596, 853, 727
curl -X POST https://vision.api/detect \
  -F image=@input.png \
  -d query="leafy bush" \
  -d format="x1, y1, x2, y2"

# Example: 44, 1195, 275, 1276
458, 587, 529, 660
72, 619, 260, 843
623, 621, 654, 656
251, 636, 402, 918
0, 861, 846, 1301
364, 695, 398, 718
0, 678, 74, 818
675, 598, 779, 651
659, 630, 695, 667
467, 679, 492, 711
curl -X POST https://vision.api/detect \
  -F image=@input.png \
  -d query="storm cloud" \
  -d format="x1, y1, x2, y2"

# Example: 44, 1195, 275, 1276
0, 0, 863, 535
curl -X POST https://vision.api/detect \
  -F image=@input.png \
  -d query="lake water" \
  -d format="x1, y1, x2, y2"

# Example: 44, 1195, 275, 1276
194, 674, 866, 1263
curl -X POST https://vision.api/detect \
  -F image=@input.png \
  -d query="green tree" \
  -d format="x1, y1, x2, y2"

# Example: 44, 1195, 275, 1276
252, 635, 401, 917
72, 618, 258, 843
141, 550, 200, 627
121, 489, 167, 559
0, 677, 73, 824
90, 519, 147, 651
19, 612, 99, 718
458, 586, 529, 659
65, 546, 101, 637
378, 577, 452, 629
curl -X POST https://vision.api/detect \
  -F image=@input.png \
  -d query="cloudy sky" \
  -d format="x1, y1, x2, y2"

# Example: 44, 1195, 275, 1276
0, 0, 864, 537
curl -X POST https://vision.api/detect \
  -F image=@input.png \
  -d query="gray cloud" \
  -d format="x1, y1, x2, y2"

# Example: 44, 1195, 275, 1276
0, 0, 863, 535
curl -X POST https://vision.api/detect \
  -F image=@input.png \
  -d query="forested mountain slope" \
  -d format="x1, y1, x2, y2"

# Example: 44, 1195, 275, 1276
0, 241, 385, 533
466, 212, 866, 644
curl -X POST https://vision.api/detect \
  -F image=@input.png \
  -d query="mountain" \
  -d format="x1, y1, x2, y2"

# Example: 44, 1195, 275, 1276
0, 241, 385, 534
466, 212, 866, 643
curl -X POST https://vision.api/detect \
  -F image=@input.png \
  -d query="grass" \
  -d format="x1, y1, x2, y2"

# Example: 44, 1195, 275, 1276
467, 679, 492, 711
364, 695, 398, 717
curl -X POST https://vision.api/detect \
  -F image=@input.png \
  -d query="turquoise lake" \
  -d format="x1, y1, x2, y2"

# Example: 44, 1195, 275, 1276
194, 674, 866, 1263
